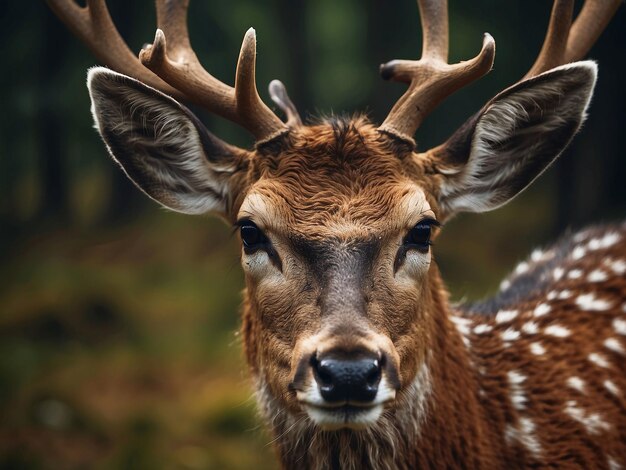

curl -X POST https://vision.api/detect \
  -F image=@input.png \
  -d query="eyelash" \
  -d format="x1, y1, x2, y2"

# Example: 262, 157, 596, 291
394, 218, 440, 271
403, 218, 439, 246
235, 219, 283, 271
236, 219, 268, 254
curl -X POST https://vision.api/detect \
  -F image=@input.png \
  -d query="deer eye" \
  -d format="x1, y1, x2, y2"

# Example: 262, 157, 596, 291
404, 219, 439, 250
239, 221, 268, 252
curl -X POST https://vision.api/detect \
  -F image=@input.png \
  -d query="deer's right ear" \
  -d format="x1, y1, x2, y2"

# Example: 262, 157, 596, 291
87, 67, 249, 217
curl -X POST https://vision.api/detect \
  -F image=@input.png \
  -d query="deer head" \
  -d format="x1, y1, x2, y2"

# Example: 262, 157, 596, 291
48, 0, 619, 444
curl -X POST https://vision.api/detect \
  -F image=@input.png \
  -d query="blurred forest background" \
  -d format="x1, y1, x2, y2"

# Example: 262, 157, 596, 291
0, 0, 624, 468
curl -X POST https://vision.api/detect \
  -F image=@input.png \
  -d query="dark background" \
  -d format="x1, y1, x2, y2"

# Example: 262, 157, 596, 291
1, 1, 624, 468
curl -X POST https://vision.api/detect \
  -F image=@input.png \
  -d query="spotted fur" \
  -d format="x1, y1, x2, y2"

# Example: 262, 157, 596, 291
455, 223, 626, 468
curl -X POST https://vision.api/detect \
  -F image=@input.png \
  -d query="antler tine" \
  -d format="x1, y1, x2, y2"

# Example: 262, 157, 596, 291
524, 0, 575, 79
418, 0, 448, 61
378, 0, 495, 144
269, 80, 303, 127
141, 1, 233, 122
140, 1, 287, 142
524, 0, 621, 79
155, 0, 193, 62
45, 0, 182, 99
565, 0, 622, 63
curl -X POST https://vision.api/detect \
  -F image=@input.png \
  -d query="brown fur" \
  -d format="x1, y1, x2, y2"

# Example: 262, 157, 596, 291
228, 117, 626, 469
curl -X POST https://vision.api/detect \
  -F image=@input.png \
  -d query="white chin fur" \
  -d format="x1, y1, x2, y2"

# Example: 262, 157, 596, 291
305, 404, 384, 430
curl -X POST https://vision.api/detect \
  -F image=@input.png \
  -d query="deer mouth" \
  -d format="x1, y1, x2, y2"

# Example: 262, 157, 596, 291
303, 402, 385, 430
297, 384, 397, 430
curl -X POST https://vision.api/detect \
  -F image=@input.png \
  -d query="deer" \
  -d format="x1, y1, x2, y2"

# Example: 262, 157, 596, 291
46, 0, 625, 468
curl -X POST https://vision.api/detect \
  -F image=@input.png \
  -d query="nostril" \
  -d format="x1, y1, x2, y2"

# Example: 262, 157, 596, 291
314, 359, 334, 386
366, 359, 382, 387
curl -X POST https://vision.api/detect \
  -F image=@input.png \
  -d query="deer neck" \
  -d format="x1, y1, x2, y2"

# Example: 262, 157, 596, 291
406, 265, 503, 468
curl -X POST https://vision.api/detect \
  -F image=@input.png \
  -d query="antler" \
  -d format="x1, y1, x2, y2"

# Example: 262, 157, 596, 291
269, 80, 303, 128
45, 0, 182, 98
46, 0, 288, 142
141, 0, 288, 141
525, 0, 621, 79
378, 0, 496, 143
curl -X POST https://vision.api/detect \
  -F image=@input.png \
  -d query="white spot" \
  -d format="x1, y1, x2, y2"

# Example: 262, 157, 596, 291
533, 303, 551, 318
566, 376, 586, 394
604, 338, 625, 355
588, 232, 620, 251
547, 290, 572, 300
557, 290, 573, 300
607, 259, 626, 275
587, 269, 608, 282
564, 400, 610, 435
572, 245, 586, 260
573, 231, 588, 243
568, 269, 583, 279
613, 318, 626, 336
544, 324, 570, 338
607, 456, 622, 470
502, 328, 521, 342
473, 324, 493, 335
505, 417, 542, 457
531, 249, 544, 262
508, 370, 527, 410
553, 267, 565, 281
530, 342, 546, 356
451, 315, 472, 336
576, 294, 612, 311
521, 322, 539, 335
588, 352, 610, 368
451, 315, 472, 325
500, 279, 511, 291
604, 380, 620, 397
588, 238, 601, 250
496, 309, 519, 324
515, 262, 529, 275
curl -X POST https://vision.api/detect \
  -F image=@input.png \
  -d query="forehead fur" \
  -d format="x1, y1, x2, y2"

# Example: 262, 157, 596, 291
241, 116, 436, 237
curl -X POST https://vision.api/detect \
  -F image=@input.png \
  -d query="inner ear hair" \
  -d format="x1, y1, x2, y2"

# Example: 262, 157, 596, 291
432, 61, 597, 214
88, 67, 249, 217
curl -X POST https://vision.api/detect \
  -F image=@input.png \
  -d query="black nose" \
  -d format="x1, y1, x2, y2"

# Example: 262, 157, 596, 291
313, 354, 382, 403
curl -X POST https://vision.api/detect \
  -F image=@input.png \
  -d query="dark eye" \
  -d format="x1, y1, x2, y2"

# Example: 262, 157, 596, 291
404, 219, 439, 250
239, 221, 267, 252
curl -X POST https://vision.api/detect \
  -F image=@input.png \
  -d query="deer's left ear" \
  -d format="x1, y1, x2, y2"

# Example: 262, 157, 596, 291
431, 61, 597, 216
